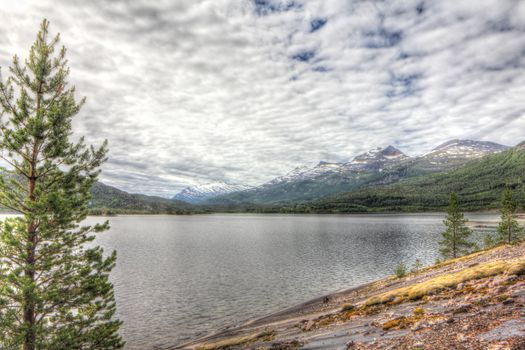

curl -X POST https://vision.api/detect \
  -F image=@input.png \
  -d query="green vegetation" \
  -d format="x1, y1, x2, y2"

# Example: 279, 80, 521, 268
211, 158, 439, 206
411, 259, 423, 272
303, 148, 525, 213
89, 182, 195, 214
496, 186, 523, 244
395, 263, 407, 278
0, 20, 123, 349
439, 193, 474, 259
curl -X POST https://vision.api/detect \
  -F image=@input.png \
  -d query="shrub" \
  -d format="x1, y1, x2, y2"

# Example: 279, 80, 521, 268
411, 259, 423, 272
395, 263, 407, 278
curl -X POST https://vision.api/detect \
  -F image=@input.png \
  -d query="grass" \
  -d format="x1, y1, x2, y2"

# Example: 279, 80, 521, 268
196, 329, 276, 350
365, 259, 525, 306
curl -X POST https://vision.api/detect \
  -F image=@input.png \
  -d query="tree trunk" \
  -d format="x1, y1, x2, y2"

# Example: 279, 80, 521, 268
24, 141, 38, 350
23, 192, 37, 350
453, 225, 457, 258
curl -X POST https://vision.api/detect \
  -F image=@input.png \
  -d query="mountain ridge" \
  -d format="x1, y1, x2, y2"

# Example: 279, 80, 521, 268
173, 182, 252, 204
207, 139, 508, 205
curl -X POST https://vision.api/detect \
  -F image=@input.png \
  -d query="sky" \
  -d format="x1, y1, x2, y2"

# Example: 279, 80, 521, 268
0, 0, 525, 197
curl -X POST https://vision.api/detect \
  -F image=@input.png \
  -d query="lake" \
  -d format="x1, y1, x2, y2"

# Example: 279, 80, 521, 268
85, 213, 496, 349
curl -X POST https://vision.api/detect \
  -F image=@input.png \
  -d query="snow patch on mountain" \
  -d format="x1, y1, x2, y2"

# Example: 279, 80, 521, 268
344, 145, 409, 171
264, 146, 408, 186
421, 139, 509, 164
173, 182, 252, 203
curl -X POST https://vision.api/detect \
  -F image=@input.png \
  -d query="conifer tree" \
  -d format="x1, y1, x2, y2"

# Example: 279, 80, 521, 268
496, 186, 523, 244
439, 192, 474, 259
0, 19, 123, 349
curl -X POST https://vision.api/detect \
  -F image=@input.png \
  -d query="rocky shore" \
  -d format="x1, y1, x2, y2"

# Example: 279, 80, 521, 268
173, 242, 525, 350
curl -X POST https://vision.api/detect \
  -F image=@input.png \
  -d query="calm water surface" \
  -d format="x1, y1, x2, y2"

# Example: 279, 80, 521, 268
84, 213, 495, 349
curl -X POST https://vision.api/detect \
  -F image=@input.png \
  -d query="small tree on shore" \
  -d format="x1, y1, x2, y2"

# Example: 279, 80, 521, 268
496, 186, 523, 244
439, 193, 474, 259
0, 20, 123, 349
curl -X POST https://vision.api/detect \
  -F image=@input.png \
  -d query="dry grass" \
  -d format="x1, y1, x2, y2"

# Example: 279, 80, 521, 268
365, 259, 525, 306
196, 330, 276, 350
382, 316, 415, 330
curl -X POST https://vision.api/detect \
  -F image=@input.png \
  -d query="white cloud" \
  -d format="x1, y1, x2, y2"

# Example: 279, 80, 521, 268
0, 0, 524, 196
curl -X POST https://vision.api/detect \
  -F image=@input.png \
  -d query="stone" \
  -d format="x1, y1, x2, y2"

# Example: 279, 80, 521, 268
457, 333, 467, 342
303, 320, 315, 332
411, 321, 428, 331
453, 304, 472, 314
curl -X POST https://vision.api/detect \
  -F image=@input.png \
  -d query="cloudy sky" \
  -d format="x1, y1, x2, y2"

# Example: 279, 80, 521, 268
1, 0, 524, 196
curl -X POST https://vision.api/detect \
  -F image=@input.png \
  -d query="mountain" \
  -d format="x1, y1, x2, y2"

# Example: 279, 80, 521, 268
266, 146, 410, 187
342, 145, 409, 172
414, 139, 509, 171
90, 182, 194, 214
305, 146, 525, 213
209, 145, 411, 205
208, 140, 508, 206
173, 182, 252, 204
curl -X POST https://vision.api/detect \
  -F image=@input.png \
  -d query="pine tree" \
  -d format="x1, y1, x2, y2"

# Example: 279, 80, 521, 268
0, 19, 123, 349
496, 186, 523, 244
439, 192, 474, 259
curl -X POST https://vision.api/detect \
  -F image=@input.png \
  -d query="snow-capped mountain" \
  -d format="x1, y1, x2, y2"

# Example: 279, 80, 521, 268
343, 145, 409, 171
178, 139, 512, 206
173, 182, 252, 204
265, 162, 342, 186
264, 146, 409, 186
420, 139, 509, 166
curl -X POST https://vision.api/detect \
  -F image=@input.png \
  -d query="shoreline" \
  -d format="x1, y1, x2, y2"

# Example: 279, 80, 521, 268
173, 242, 525, 350
172, 280, 378, 350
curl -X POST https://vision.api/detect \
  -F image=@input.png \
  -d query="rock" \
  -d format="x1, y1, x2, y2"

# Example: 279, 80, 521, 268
503, 274, 518, 283
456, 283, 465, 290
473, 296, 491, 306
446, 317, 455, 324
456, 333, 467, 342
345, 340, 355, 349
452, 304, 472, 314
502, 298, 514, 305
393, 296, 404, 304
303, 320, 315, 331
341, 304, 355, 312
494, 286, 507, 294
411, 321, 428, 331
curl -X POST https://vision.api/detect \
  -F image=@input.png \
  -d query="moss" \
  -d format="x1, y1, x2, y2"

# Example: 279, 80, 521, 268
413, 307, 425, 317
365, 259, 525, 306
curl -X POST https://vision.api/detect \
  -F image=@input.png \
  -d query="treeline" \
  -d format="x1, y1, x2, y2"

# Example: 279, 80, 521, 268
393, 187, 524, 278
280, 149, 525, 213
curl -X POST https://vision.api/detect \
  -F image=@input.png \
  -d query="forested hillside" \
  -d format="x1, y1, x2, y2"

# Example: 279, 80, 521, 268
89, 182, 195, 214
289, 148, 525, 213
